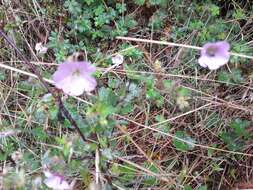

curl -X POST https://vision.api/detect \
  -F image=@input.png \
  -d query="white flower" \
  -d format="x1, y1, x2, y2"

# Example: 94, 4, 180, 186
111, 54, 124, 65
32, 176, 42, 190
35, 42, 48, 54
43, 171, 70, 190
102, 54, 124, 75
198, 41, 230, 70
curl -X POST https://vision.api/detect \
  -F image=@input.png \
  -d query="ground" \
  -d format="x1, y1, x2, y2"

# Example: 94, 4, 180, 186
0, 1, 253, 190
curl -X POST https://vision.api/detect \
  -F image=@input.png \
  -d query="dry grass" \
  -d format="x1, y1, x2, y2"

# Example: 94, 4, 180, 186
1, 1, 253, 190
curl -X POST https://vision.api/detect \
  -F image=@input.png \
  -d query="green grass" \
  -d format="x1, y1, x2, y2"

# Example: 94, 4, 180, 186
1, 0, 253, 189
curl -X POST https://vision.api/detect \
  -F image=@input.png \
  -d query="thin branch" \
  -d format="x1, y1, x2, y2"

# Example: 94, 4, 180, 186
116, 36, 253, 59
95, 148, 100, 184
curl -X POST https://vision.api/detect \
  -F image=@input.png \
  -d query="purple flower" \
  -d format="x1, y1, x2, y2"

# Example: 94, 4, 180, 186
198, 41, 230, 70
43, 171, 70, 190
52, 61, 97, 96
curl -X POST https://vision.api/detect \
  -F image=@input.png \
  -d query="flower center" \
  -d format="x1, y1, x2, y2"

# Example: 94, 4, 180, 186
72, 69, 81, 76
206, 46, 218, 57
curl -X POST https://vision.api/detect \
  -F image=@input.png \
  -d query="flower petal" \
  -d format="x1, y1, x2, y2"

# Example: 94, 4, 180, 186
43, 172, 71, 190
111, 54, 124, 65
55, 75, 86, 96
52, 63, 73, 83
52, 61, 97, 96
35, 42, 48, 54
198, 55, 229, 70
44, 176, 61, 189
43, 171, 54, 178
216, 41, 230, 51
78, 61, 96, 73
198, 41, 230, 70
82, 76, 97, 92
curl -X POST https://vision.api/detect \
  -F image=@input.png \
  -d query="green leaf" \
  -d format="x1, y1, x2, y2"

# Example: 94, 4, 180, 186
189, 20, 204, 30
184, 185, 193, 190
133, 0, 145, 6
142, 162, 159, 186
120, 44, 143, 59
149, 0, 168, 7
218, 69, 243, 85
230, 119, 251, 138
218, 71, 230, 83
101, 148, 114, 160
173, 131, 195, 151
163, 80, 173, 90
110, 163, 136, 183
211, 163, 223, 172
219, 119, 251, 151
233, 9, 246, 20
116, 3, 126, 13
177, 87, 190, 97
198, 185, 208, 190
119, 103, 133, 114
108, 77, 120, 89
94, 5, 105, 16
98, 87, 117, 106
48, 105, 58, 120
176, 87, 190, 110
0, 71, 5, 81
31, 127, 48, 141
0, 152, 7, 161
207, 144, 217, 157
149, 10, 167, 29
220, 132, 243, 151
209, 4, 220, 16
84, 0, 95, 5
154, 115, 171, 137
124, 64, 144, 80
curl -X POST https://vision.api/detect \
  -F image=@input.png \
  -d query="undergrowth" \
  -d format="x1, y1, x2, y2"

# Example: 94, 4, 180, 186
1, 0, 253, 190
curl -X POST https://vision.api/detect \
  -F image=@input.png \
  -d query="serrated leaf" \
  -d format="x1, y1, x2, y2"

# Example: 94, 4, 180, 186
163, 80, 173, 90
173, 131, 195, 151
230, 119, 251, 138
133, 0, 145, 5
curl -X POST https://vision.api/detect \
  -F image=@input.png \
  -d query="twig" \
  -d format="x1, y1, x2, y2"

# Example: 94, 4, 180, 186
116, 125, 175, 184
0, 29, 90, 144
0, 62, 53, 84
95, 148, 100, 184
116, 36, 253, 59
115, 156, 176, 184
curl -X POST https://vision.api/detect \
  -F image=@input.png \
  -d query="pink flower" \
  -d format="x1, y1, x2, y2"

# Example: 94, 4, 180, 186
198, 41, 230, 70
52, 61, 97, 96
43, 171, 70, 190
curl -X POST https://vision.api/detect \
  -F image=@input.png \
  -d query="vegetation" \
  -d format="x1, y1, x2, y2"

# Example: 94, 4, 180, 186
1, 0, 253, 189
